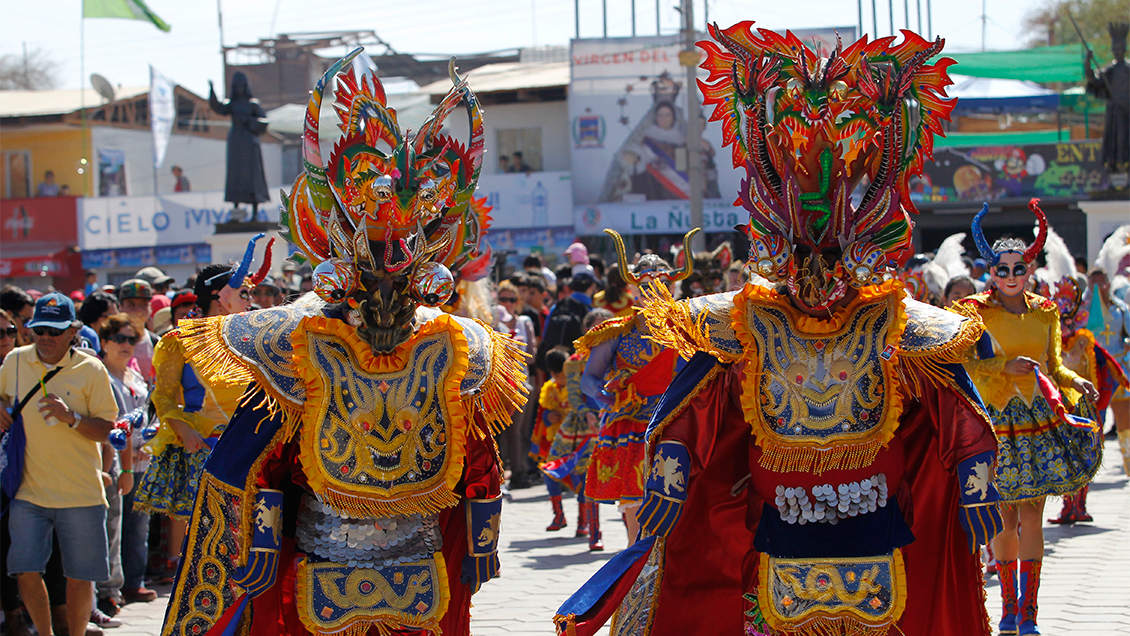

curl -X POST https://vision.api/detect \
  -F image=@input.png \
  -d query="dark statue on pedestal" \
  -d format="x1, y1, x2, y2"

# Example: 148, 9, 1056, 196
209, 72, 270, 219
1085, 22, 1130, 181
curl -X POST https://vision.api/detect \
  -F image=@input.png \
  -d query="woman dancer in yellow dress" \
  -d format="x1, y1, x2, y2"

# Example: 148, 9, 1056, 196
954, 200, 1102, 635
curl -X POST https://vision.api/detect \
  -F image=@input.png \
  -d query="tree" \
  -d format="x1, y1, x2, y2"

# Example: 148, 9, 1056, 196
0, 46, 60, 90
1023, 0, 1130, 63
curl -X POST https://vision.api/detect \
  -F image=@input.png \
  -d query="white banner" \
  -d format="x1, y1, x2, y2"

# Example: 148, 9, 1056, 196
148, 65, 176, 170
476, 171, 572, 229
80, 190, 282, 250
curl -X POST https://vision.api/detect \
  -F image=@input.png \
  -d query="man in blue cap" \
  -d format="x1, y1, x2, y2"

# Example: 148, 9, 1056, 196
0, 292, 119, 636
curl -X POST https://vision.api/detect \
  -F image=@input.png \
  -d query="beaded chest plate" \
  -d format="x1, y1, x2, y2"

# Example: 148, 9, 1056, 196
740, 293, 902, 473
294, 316, 471, 518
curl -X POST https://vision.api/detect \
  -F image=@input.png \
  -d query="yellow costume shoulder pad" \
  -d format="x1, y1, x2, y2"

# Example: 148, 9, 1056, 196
639, 285, 743, 362
176, 294, 326, 411
574, 312, 635, 357
899, 296, 984, 362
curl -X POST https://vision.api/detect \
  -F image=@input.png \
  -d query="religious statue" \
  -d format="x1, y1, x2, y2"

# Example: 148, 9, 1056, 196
1085, 22, 1130, 177
209, 72, 270, 220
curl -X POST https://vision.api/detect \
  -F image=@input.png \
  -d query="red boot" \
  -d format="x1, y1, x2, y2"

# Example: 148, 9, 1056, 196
575, 500, 589, 537
547, 495, 567, 531
1075, 485, 1093, 522
1047, 492, 1078, 524
588, 502, 604, 551
998, 559, 1019, 634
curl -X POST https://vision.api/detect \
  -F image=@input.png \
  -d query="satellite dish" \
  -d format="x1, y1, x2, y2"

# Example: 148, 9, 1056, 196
91, 74, 115, 103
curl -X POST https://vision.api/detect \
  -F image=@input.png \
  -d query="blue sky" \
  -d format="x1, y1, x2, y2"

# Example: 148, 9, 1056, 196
1, 0, 1035, 97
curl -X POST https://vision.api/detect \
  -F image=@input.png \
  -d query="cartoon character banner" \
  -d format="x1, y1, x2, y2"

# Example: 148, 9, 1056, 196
911, 141, 1110, 203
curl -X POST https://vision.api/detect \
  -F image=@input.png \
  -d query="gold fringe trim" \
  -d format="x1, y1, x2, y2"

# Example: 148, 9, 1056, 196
898, 300, 985, 398
293, 314, 472, 520
175, 317, 257, 392
293, 555, 448, 636
574, 311, 636, 357
174, 316, 302, 428
638, 283, 737, 362
732, 282, 908, 476
463, 323, 531, 438
552, 613, 579, 636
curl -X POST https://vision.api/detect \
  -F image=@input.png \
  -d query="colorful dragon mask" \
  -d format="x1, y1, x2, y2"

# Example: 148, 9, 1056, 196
699, 23, 956, 310
605, 228, 698, 286
279, 49, 492, 350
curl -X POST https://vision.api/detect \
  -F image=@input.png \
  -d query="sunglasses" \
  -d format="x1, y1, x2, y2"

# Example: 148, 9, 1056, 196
498, 296, 518, 303
107, 333, 140, 345
993, 263, 1028, 279
32, 326, 68, 337
0, 327, 16, 338
239, 289, 251, 300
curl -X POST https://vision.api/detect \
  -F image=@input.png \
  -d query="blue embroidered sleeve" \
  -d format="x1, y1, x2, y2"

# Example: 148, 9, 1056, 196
956, 450, 1003, 553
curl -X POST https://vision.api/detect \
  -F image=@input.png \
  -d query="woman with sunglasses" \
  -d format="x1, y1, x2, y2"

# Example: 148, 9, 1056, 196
953, 200, 1102, 636
95, 313, 158, 614
134, 263, 252, 575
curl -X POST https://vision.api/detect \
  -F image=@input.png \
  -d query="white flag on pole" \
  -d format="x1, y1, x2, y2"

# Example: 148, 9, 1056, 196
148, 65, 175, 170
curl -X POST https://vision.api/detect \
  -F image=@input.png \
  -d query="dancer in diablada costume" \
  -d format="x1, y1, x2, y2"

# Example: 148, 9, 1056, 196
1037, 226, 1129, 524
555, 23, 1003, 636
580, 230, 691, 549
952, 201, 1102, 636
160, 50, 528, 636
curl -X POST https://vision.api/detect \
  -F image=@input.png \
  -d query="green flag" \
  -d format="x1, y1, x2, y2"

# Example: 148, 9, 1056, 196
83, 0, 171, 32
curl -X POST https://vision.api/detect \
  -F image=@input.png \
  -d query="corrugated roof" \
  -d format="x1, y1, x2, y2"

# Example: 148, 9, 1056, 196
0, 86, 150, 118
419, 61, 568, 95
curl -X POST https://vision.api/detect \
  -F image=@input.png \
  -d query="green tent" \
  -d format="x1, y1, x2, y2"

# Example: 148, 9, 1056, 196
935, 130, 1070, 148
947, 44, 1085, 83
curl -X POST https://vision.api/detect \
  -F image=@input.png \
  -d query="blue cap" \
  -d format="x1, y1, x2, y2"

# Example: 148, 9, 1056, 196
973, 258, 987, 268
26, 292, 79, 330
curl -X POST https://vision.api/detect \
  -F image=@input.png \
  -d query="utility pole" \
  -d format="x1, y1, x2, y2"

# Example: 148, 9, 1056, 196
872, 0, 878, 37
575, 0, 580, 39
631, 0, 636, 36
981, 0, 987, 52
916, 0, 922, 33
858, 0, 863, 40
680, 0, 705, 251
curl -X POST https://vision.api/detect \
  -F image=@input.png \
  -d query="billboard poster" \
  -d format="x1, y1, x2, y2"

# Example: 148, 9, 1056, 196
569, 30, 854, 236
912, 141, 1110, 203
569, 35, 739, 236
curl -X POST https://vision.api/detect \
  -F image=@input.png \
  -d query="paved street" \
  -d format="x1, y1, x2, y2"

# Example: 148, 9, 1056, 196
97, 438, 1128, 635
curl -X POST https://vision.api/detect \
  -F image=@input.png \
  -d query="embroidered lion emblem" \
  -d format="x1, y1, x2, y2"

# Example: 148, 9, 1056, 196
653, 452, 685, 496
963, 461, 991, 502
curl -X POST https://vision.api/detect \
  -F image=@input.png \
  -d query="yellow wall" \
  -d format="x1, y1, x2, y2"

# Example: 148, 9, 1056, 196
1, 125, 91, 198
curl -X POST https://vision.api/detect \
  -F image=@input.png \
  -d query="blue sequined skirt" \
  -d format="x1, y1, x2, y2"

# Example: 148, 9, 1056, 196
134, 446, 209, 520
990, 395, 1102, 502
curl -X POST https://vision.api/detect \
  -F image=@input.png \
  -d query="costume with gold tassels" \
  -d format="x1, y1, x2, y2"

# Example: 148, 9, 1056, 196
161, 50, 527, 636
579, 229, 691, 508
556, 23, 1001, 636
